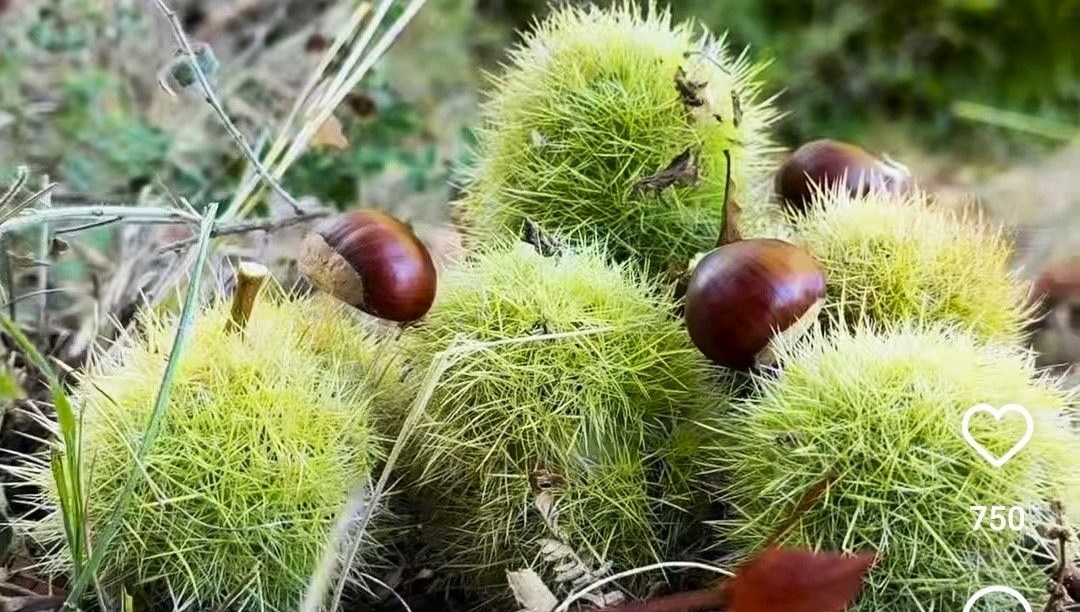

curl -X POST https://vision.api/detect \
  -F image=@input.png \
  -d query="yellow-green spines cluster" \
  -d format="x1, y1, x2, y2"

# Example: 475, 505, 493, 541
401, 241, 719, 595
23, 296, 390, 611
457, 2, 779, 275
706, 325, 1079, 610
793, 187, 1031, 342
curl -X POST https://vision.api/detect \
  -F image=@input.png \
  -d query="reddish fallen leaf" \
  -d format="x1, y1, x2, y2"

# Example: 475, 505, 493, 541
602, 547, 876, 612
725, 547, 876, 612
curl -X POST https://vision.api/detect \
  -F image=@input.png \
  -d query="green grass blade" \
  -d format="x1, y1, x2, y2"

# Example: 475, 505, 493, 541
0, 308, 86, 570
953, 101, 1080, 141
64, 202, 218, 606
49, 449, 80, 569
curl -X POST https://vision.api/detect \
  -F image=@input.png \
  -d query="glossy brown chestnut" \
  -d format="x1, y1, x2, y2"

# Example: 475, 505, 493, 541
684, 239, 826, 370
299, 210, 437, 322
775, 139, 912, 212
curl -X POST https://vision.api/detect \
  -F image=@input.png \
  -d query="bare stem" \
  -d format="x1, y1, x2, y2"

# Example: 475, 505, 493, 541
35, 176, 51, 348
154, 0, 305, 215
0, 205, 201, 236
158, 210, 329, 254
226, 261, 270, 333
716, 149, 741, 247
0, 166, 28, 211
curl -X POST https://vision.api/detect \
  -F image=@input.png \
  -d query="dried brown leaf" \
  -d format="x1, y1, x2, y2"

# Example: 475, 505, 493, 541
312, 115, 348, 150
635, 148, 700, 195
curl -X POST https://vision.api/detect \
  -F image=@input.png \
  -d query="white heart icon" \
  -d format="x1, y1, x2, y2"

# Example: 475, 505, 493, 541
961, 404, 1034, 469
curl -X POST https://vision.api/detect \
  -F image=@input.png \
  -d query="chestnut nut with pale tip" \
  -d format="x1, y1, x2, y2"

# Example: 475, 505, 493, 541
299, 210, 437, 322
684, 239, 827, 370
776, 139, 912, 212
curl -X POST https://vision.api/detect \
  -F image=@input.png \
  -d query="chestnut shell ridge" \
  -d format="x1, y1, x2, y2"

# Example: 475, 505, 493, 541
684, 239, 827, 370
306, 210, 437, 322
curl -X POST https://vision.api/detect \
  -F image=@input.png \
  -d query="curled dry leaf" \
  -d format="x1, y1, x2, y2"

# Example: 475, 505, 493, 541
634, 148, 700, 195
508, 568, 559, 612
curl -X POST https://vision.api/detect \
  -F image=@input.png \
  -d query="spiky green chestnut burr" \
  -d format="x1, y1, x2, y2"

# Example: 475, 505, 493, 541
793, 186, 1031, 343
401, 239, 719, 597
705, 324, 1080, 611
16, 293, 392, 611
456, 2, 779, 276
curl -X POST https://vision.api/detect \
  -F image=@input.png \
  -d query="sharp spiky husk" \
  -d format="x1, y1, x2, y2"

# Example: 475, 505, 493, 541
456, 1, 781, 276
400, 240, 723, 599
702, 323, 1080, 610
12, 293, 396, 611
793, 185, 1032, 343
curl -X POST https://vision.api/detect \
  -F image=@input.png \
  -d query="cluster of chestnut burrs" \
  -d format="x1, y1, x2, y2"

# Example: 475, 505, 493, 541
296, 138, 909, 371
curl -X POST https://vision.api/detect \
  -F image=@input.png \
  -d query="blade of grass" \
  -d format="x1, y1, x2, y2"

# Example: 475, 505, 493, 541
0, 180, 59, 225
1, 234, 15, 320
64, 202, 219, 606
222, 2, 373, 221
0, 305, 86, 575
251, 0, 429, 221
0, 166, 29, 212
952, 101, 1080, 141
231, 0, 429, 220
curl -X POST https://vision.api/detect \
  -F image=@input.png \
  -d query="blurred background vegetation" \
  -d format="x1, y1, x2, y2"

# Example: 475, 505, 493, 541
0, 0, 1076, 284
488, 0, 1078, 154
3, 0, 1077, 200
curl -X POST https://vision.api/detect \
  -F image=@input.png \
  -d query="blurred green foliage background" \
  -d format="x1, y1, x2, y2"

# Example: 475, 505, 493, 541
483, 0, 1078, 154
1, 0, 1076, 204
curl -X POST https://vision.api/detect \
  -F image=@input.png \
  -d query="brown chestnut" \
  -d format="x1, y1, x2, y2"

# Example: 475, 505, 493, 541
299, 210, 437, 322
684, 239, 826, 370
1029, 256, 1080, 367
775, 139, 912, 212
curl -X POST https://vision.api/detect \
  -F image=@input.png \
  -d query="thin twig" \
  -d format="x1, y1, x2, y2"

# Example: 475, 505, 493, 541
1044, 501, 1071, 612
0, 205, 201, 236
1, 233, 14, 320
0, 166, 29, 211
53, 217, 124, 236
154, 0, 305, 215
762, 466, 842, 550
35, 176, 51, 350
1, 181, 59, 225
1, 287, 69, 310
157, 209, 329, 253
